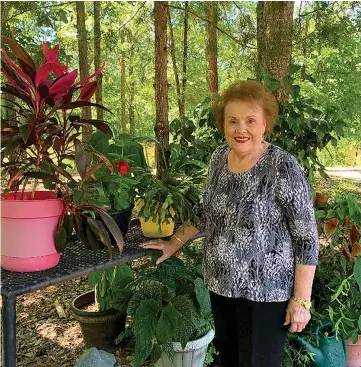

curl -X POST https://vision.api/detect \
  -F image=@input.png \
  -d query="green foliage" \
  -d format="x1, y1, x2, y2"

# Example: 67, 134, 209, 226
318, 137, 361, 167
170, 97, 225, 168
262, 71, 346, 180
136, 143, 207, 226
313, 193, 361, 342
104, 246, 213, 366
88, 263, 134, 311
89, 131, 147, 211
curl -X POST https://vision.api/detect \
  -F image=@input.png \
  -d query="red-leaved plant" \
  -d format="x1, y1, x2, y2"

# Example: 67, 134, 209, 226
1, 37, 123, 256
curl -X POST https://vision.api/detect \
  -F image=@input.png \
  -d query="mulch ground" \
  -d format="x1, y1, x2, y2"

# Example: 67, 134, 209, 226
13, 275, 147, 367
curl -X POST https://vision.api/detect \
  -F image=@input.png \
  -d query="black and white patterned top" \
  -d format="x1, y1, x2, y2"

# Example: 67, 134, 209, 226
195, 144, 319, 302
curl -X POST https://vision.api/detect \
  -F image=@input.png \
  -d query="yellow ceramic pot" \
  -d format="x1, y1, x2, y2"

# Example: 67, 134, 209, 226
136, 200, 175, 238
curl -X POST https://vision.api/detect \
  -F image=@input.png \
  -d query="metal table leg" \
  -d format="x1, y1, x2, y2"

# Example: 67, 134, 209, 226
2, 294, 16, 367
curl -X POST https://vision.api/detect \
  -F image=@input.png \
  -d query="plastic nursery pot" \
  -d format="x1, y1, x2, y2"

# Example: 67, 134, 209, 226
155, 329, 215, 367
109, 204, 134, 238
71, 290, 126, 351
136, 199, 175, 238
1, 191, 64, 272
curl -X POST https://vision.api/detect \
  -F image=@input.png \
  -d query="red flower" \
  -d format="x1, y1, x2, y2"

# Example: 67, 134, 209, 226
115, 161, 130, 175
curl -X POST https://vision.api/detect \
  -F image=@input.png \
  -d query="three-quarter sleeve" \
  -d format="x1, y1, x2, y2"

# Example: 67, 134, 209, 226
276, 154, 319, 265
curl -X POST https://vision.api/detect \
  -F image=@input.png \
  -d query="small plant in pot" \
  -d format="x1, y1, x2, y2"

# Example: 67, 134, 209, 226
1, 38, 122, 271
136, 143, 207, 237
71, 264, 134, 351
112, 247, 215, 367
89, 131, 150, 238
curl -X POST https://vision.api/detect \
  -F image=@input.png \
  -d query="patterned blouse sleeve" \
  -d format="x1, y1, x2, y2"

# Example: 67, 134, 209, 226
276, 153, 319, 265
191, 146, 220, 232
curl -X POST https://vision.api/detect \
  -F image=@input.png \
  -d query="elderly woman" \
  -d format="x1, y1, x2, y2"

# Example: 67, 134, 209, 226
141, 80, 318, 367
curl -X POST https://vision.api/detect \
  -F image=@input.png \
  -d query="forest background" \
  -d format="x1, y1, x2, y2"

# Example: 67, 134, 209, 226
2, 1, 361, 167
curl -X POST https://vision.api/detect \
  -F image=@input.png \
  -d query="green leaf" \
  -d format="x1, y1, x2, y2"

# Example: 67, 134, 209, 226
74, 138, 87, 178
3, 136, 23, 158
89, 131, 109, 153
134, 338, 153, 367
149, 343, 162, 362
173, 295, 194, 349
194, 278, 211, 313
19, 125, 32, 143
55, 225, 67, 253
127, 279, 164, 316
88, 271, 102, 288
114, 194, 130, 210
156, 305, 181, 344
160, 340, 174, 364
133, 299, 160, 367
354, 256, 361, 292
72, 188, 85, 205
358, 315, 361, 332
113, 264, 134, 290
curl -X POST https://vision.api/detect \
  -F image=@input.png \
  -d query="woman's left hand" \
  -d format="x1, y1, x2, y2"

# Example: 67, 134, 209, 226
284, 298, 311, 332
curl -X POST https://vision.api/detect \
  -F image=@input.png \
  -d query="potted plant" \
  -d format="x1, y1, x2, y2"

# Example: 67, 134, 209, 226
89, 131, 150, 238
316, 193, 361, 366
136, 143, 207, 237
71, 264, 134, 351
1, 38, 123, 271
111, 245, 215, 367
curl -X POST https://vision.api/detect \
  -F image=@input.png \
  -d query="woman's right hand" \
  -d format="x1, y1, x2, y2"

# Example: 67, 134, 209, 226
140, 238, 180, 265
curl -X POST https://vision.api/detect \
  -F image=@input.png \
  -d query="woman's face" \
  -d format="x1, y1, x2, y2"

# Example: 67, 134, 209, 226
224, 100, 266, 155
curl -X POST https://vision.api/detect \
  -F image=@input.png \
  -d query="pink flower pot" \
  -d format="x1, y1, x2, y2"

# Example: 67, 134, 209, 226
1, 191, 64, 272
347, 335, 361, 367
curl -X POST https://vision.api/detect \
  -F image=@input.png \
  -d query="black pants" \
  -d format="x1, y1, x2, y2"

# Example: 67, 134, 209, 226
210, 291, 289, 367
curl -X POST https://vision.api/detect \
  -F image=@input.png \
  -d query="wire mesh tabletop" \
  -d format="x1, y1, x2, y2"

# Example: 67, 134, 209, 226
1, 219, 169, 297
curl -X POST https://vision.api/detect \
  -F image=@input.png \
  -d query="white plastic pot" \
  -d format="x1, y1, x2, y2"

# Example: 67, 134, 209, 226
155, 329, 215, 367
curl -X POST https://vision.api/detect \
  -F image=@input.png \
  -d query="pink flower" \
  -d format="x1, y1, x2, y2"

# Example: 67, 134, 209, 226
115, 161, 130, 175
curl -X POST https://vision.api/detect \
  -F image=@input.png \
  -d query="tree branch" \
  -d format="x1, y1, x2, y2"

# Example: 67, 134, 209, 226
7, 2, 76, 22
169, 3, 254, 48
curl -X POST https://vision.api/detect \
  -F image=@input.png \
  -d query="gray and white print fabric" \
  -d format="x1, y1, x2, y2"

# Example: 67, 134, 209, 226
194, 144, 319, 302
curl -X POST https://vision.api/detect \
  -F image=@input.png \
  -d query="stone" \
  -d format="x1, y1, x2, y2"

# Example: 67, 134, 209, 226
75, 347, 116, 367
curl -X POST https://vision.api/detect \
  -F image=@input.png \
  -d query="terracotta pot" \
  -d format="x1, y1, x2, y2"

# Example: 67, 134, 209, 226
347, 335, 361, 367
1, 191, 64, 272
315, 193, 330, 208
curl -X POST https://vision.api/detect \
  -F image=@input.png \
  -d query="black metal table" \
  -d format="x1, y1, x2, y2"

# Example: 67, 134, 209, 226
1, 219, 159, 367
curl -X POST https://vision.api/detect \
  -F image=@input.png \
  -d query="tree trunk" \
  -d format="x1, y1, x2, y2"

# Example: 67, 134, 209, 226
76, 1, 92, 140
129, 49, 135, 137
154, 1, 169, 178
206, 1, 219, 95
168, 7, 182, 118
120, 33, 127, 133
93, 1, 103, 120
257, 1, 294, 102
181, 1, 189, 118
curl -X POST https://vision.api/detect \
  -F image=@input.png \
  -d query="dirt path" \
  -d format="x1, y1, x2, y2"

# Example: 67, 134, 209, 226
325, 167, 361, 181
